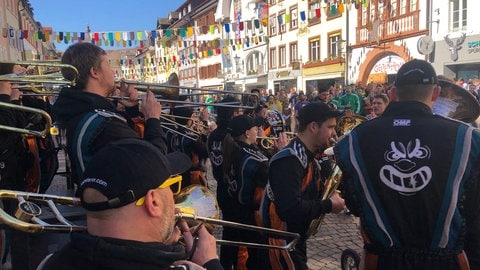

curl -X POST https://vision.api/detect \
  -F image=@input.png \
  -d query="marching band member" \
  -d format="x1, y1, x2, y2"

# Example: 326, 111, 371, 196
52, 43, 166, 185
261, 102, 346, 270
0, 63, 34, 269
206, 96, 245, 269
221, 114, 270, 270
38, 138, 223, 270
335, 59, 480, 269
169, 105, 209, 188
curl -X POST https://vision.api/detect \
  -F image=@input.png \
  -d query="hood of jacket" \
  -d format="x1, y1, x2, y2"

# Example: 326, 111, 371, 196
52, 87, 116, 123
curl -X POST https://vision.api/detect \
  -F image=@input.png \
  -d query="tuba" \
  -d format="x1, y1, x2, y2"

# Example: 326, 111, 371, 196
432, 76, 480, 123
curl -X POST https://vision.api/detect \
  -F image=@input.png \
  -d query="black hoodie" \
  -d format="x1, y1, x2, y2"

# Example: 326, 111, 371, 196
52, 87, 167, 184
39, 232, 223, 270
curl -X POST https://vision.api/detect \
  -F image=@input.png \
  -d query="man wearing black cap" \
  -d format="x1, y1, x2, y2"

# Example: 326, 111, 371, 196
261, 102, 346, 270
334, 59, 480, 269
38, 139, 223, 270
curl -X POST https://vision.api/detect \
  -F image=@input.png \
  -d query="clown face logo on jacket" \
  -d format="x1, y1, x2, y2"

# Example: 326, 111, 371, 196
379, 138, 432, 195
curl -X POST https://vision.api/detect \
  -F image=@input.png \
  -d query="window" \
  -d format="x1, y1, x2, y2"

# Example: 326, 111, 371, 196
270, 48, 277, 69
290, 6, 298, 30
362, 6, 368, 25
247, 51, 264, 75
279, 46, 286, 67
370, 1, 376, 20
379, 2, 385, 19
410, 0, 417, 12
390, 0, 397, 17
308, 1, 320, 21
290, 42, 298, 62
309, 38, 320, 61
399, 0, 407, 15
329, 33, 341, 59
279, 11, 286, 33
451, 0, 467, 31
270, 15, 277, 36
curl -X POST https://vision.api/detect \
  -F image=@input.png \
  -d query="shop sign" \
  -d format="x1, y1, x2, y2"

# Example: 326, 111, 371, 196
371, 55, 404, 75
276, 70, 291, 78
467, 40, 480, 54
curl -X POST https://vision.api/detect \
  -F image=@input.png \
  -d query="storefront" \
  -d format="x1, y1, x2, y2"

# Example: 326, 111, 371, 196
431, 33, 480, 81
267, 69, 301, 94
302, 61, 344, 96
234, 74, 268, 93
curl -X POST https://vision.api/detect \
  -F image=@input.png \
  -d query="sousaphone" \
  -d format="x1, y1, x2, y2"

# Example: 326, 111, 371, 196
432, 76, 480, 123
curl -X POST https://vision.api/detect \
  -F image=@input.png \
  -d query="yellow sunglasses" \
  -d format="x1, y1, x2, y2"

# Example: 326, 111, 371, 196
135, 175, 183, 206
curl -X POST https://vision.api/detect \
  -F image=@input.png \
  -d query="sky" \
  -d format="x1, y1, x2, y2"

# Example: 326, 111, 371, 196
29, 0, 186, 51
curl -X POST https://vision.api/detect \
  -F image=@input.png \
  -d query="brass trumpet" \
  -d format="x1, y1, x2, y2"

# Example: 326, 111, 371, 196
0, 185, 299, 250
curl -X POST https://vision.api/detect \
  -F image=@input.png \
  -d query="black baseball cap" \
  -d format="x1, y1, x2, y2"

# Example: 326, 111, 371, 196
228, 114, 263, 137
297, 102, 342, 125
394, 59, 438, 87
78, 139, 191, 211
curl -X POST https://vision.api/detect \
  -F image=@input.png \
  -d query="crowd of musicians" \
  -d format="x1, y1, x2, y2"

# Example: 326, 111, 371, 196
0, 42, 479, 270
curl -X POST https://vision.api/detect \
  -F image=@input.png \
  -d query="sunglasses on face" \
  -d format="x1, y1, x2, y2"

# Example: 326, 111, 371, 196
135, 175, 183, 206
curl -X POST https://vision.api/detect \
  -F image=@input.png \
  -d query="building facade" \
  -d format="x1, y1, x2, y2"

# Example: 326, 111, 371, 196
430, 0, 480, 82
0, 0, 52, 61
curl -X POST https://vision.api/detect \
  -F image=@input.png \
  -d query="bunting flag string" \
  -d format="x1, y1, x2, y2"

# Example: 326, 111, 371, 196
0, 0, 363, 48
3, 0, 371, 70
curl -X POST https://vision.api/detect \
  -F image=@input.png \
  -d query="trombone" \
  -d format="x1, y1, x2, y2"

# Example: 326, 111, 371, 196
0, 61, 79, 87
116, 73, 256, 103
0, 185, 299, 250
0, 101, 55, 138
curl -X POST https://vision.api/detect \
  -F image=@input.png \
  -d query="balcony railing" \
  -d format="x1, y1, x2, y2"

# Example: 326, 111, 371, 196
356, 11, 420, 45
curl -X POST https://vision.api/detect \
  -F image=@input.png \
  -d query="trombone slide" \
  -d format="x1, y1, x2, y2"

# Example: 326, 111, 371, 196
177, 212, 299, 250
0, 186, 300, 251
0, 101, 53, 138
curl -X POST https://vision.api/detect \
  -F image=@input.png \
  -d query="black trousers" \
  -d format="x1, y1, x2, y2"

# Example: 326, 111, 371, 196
3, 199, 31, 270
